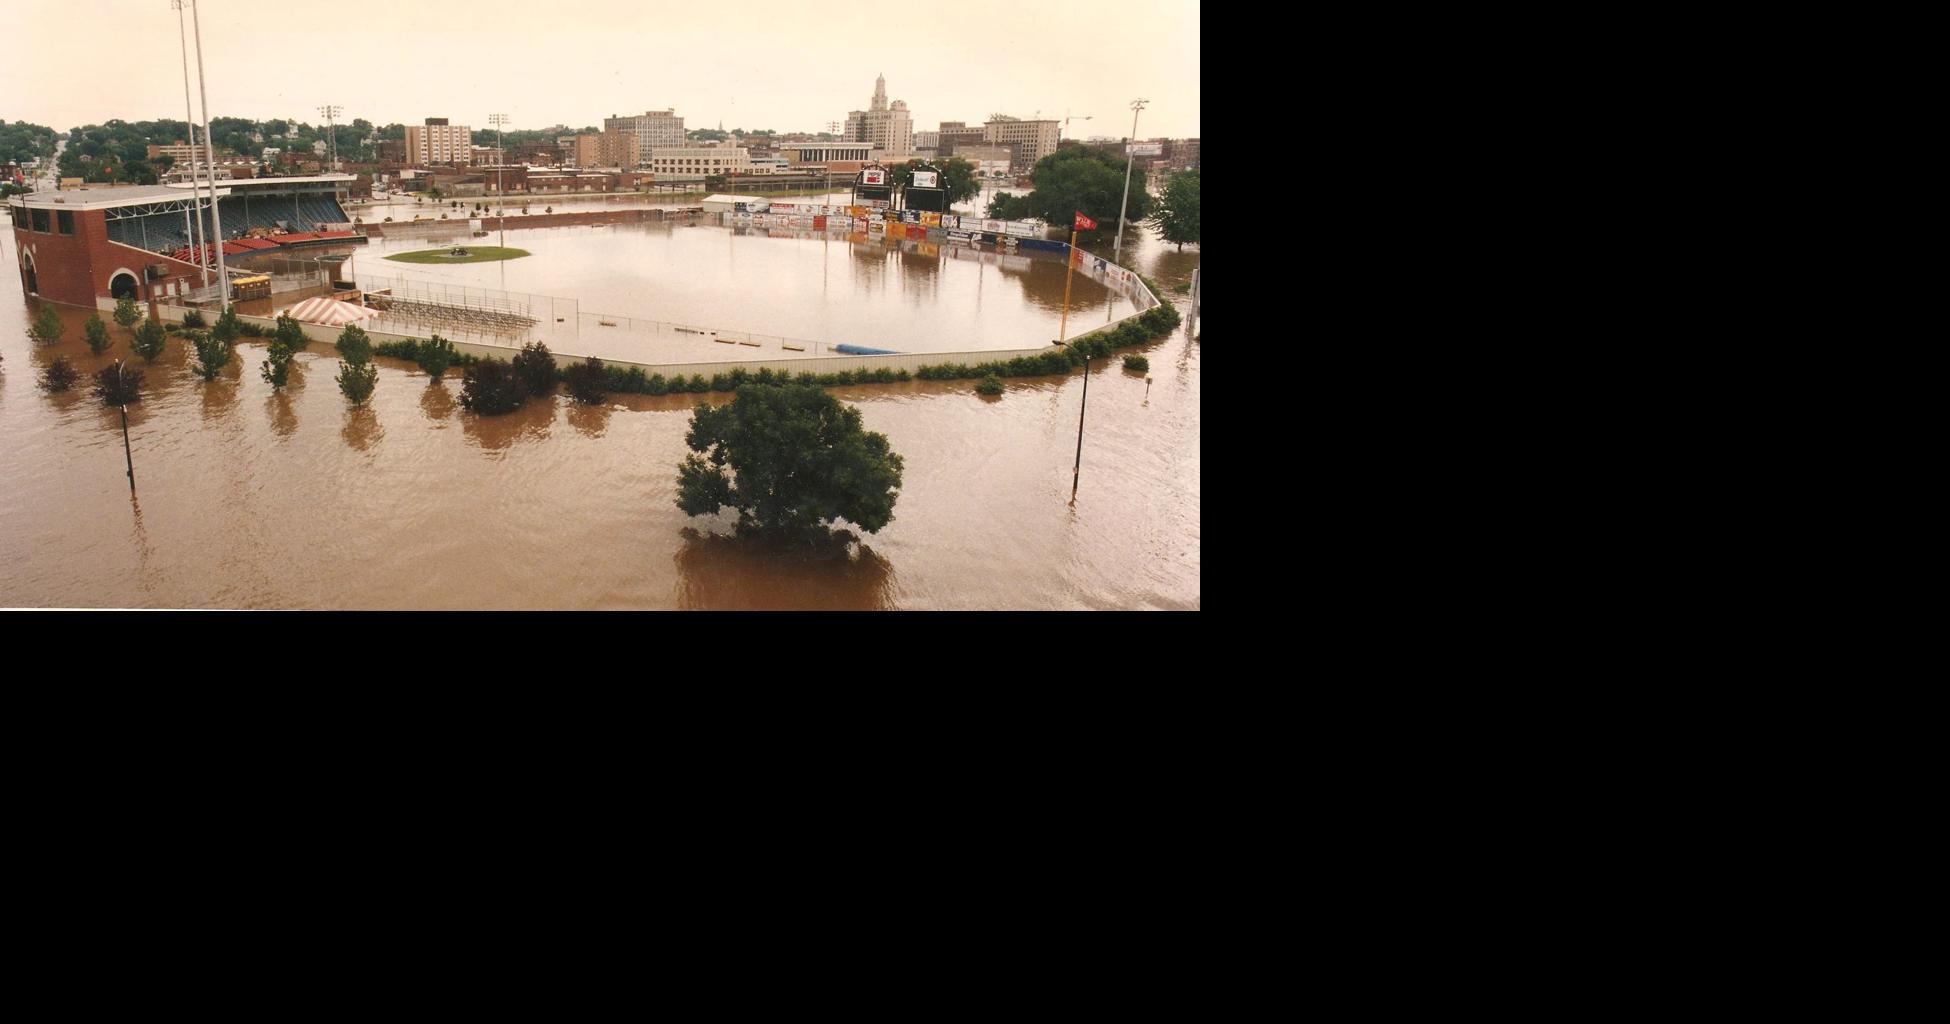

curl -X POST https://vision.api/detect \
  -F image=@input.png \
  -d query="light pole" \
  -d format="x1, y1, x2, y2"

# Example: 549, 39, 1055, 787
1113, 98, 1147, 263
319, 104, 342, 172
170, 0, 208, 289
489, 113, 509, 247
189, 0, 228, 308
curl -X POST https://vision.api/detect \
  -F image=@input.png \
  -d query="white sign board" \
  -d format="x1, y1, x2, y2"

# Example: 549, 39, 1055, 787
1129, 142, 1164, 157
861, 168, 886, 186
911, 170, 938, 189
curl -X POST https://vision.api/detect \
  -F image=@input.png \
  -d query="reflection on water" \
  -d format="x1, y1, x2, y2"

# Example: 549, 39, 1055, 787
674, 529, 898, 610
267, 393, 298, 437
1, 221, 1198, 609
565, 401, 611, 438
341, 406, 382, 451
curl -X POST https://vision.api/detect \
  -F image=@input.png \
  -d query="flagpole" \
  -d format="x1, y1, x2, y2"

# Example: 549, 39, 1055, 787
1059, 227, 1078, 342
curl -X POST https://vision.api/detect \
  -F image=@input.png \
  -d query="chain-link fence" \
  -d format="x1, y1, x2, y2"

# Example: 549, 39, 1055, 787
353, 271, 576, 348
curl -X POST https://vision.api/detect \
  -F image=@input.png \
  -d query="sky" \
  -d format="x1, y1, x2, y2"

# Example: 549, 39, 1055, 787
2, 0, 1200, 141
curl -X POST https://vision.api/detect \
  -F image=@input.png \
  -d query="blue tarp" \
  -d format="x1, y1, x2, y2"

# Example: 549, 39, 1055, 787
835, 344, 900, 355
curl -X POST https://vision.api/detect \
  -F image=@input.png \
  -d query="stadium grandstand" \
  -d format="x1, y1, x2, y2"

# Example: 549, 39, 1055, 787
102, 174, 362, 256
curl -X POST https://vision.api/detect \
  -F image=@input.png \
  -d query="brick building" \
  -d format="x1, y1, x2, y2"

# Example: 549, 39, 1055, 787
9, 185, 218, 307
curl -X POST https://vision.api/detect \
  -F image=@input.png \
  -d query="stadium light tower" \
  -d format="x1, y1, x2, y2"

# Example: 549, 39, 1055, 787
1113, 98, 1148, 263
318, 104, 342, 171
171, 0, 208, 288
189, 0, 228, 307
489, 113, 509, 247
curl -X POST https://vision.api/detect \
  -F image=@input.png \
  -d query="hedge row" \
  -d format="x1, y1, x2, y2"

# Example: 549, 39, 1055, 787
373, 338, 482, 367
913, 301, 1181, 381
595, 363, 913, 396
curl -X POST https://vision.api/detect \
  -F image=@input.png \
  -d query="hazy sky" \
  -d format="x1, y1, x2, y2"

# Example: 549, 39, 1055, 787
3, 0, 1199, 141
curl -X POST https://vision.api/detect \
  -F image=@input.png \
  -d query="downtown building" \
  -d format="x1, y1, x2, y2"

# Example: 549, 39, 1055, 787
844, 75, 914, 158
602, 110, 685, 168
405, 118, 472, 167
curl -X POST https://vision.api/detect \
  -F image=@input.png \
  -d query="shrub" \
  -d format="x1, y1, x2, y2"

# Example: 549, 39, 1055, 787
336, 359, 378, 406
84, 314, 112, 355
29, 305, 64, 346
710, 372, 731, 393
974, 373, 1004, 396
416, 334, 458, 381
211, 307, 242, 344
179, 308, 206, 329
646, 373, 670, 395
191, 331, 234, 381
511, 341, 558, 397
130, 319, 167, 362
39, 356, 80, 393
237, 321, 266, 338
565, 356, 607, 404
93, 364, 144, 405
335, 323, 373, 364
688, 374, 710, 393
261, 347, 291, 388
1123, 354, 1149, 372
274, 314, 307, 351
459, 359, 524, 415
114, 296, 142, 333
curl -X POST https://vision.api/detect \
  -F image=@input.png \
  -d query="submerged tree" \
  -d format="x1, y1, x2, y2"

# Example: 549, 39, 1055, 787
676, 384, 904, 546
416, 334, 457, 382
83, 313, 112, 355
458, 359, 524, 415
191, 331, 233, 381
511, 341, 558, 398
273, 313, 307, 352
1149, 169, 1200, 251
564, 355, 606, 405
130, 318, 167, 362
39, 356, 79, 392
336, 359, 377, 406
29, 304, 65, 346
93, 363, 144, 406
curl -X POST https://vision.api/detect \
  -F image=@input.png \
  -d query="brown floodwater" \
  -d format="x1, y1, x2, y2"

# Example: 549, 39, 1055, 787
0, 221, 1198, 609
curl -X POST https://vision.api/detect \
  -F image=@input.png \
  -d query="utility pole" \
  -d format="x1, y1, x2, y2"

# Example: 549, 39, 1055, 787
489, 113, 509, 247
1113, 98, 1147, 263
171, 0, 208, 289
117, 360, 136, 492
189, 0, 228, 308
319, 104, 342, 172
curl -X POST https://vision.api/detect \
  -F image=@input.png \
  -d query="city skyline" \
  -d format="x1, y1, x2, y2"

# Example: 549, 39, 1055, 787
2, 1, 1201, 142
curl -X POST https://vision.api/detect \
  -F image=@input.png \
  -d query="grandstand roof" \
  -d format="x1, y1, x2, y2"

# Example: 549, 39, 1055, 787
9, 184, 232, 210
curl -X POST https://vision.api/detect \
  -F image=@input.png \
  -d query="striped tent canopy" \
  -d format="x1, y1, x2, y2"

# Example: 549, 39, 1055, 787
282, 295, 381, 327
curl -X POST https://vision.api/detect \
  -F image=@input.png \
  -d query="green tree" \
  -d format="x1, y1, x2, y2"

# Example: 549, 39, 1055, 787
113, 297, 142, 336
29, 305, 65, 346
260, 344, 292, 389
564, 355, 606, 404
83, 314, 112, 355
459, 359, 524, 415
1150, 169, 1199, 251
93, 363, 144, 405
993, 147, 1153, 230
334, 323, 373, 363
676, 384, 904, 545
416, 334, 457, 381
191, 331, 233, 381
130, 318, 167, 362
273, 313, 307, 351
211, 304, 242, 344
511, 341, 557, 397
336, 359, 377, 405
39, 356, 80, 393
889, 158, 982, 206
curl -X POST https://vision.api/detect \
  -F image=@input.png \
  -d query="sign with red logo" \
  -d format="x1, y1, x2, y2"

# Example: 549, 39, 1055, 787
861, 168, 886, 186
1074, 212, 1097, 231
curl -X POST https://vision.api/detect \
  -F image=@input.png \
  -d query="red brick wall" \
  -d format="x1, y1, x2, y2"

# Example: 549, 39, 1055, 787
12, 208, 208, 308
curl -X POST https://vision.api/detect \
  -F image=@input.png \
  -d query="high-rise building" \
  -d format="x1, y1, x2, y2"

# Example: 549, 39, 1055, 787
844, 75, 914, 157
602, 110, 686, 168
982, 116, 1061, 172
936, 121, 987, 158
405, 117, 472, 167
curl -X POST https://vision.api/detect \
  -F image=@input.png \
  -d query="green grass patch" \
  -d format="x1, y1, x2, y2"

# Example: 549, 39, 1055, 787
385, 246, 532, 265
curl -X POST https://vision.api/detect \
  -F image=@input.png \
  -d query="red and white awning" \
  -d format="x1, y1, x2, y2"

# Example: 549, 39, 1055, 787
282, 296, 381, 327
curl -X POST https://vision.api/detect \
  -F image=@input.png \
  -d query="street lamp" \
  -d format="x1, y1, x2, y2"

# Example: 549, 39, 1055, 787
489, 113, 509, 247
1113, 98, 1147, 263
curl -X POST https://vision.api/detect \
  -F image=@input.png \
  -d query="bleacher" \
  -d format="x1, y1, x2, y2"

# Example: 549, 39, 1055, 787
104, 194, 351, 255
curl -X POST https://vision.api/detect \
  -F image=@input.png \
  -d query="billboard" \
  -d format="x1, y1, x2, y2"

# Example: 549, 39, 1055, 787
1129, 142, 1164, 157
911, 170, 938, 188
861, 168, 886, 186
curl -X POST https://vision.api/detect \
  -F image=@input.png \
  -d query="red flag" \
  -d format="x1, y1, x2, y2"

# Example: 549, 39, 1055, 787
1074, 211, 1097, 231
